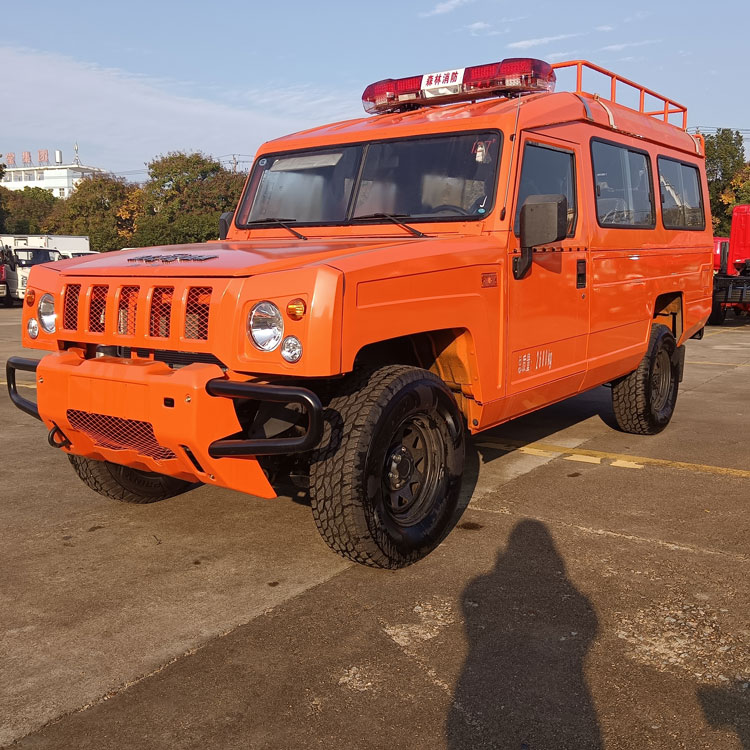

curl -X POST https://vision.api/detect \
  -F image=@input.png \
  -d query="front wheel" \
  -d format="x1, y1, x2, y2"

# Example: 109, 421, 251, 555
611, 324, 680, 435
309, 366, 465, 569
69, 455, 197, 503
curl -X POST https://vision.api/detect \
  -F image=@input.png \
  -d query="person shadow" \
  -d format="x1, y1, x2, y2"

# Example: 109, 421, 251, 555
698, 684, 750, 748
446, 519, 603, 750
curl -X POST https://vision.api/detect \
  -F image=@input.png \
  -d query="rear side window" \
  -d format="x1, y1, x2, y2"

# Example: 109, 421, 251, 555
514, 143, 577, 235
657, 157, 705, 230
591, 140, 654, 228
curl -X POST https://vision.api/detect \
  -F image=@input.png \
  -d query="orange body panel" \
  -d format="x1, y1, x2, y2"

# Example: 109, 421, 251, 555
35, 351, 275, 497
19, 70, 713, 497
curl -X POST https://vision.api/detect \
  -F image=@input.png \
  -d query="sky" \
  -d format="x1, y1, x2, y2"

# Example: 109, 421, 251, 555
2, 0, 748, 178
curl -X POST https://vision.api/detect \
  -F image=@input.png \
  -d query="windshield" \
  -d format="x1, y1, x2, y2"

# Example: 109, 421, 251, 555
237, 131, 501, 227
15, 249, 61, 267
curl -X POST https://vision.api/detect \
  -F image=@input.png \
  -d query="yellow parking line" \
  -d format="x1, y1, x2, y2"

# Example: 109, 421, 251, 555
610, 459, 644, 469
477, 438, 750, 479
564, 453, 602, 464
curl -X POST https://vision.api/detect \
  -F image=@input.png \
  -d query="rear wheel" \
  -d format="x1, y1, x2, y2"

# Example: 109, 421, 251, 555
708, 299, 726, 325
611, 324, 680, 435
309, 366, 465, 569
68, 455, 196, 503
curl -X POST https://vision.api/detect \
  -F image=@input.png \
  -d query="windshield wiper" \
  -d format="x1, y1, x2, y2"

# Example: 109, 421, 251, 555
352, 213, 427, 238
244, 217, 307, 240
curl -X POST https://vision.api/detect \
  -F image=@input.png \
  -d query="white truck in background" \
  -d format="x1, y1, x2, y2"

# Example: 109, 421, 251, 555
0, 234, 93, 258
1, 235, 96, 306
1, 247, 63, 306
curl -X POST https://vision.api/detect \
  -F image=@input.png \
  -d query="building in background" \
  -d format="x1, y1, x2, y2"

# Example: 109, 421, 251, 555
1, 146, 105, 198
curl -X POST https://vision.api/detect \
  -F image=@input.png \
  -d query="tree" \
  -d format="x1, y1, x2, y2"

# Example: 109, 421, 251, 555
0, 186, 58, 234
129, 151, 246, 247
703, 129, 746, 235
42, 174, 132, 252
720, 165, 750, 220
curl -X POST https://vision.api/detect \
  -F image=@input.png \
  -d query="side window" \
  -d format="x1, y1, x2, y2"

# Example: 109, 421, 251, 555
514, 143, 577, 236
657, 157, 705, 230
591, 140, 654, 227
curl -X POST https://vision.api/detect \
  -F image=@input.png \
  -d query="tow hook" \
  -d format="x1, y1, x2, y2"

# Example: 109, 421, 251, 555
48, 424, 72, 450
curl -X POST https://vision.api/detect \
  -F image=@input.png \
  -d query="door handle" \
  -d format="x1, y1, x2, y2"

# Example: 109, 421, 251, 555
576, 259, 586, 289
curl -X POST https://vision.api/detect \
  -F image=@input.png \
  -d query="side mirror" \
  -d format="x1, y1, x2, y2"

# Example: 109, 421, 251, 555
219, 211, 235, 241
515, 194, 568, 280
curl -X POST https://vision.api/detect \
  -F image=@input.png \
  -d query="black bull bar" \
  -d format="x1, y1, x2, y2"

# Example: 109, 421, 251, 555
6, 356, 324, 457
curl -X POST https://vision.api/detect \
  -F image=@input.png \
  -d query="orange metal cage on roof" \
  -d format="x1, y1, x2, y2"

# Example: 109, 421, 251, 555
551, 60, 688, 130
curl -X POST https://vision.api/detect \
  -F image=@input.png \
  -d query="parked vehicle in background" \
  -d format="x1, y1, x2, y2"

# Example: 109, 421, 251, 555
1, 247, 62, 306
713, 236, 729, 272
0, 234, 90, 256
709, 204, 750, 324
57, 249, 98, 259
8, 57, 712, 568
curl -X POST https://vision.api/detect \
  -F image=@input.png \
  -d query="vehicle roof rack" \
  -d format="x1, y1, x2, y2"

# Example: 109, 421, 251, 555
551, 60, 688, 130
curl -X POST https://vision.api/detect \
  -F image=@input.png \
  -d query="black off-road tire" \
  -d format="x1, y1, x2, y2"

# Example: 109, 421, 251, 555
611, 324, 680, 435
309, 366, 465, 569
68, 455, 196, 504
708, 299, 726, 326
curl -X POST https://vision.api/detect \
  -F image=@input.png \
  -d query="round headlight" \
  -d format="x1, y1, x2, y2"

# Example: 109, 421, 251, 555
27, 318, 39, 339
280, 336, 303, 363
38, 294, 56, 333
248, 301, 284, 351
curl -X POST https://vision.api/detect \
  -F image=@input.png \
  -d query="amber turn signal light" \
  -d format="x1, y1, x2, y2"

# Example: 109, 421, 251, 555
25, 290, 36, 306
286, 298, 306, 321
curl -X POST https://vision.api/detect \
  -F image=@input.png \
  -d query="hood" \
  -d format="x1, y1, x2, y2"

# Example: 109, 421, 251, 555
51, 239, 421, 278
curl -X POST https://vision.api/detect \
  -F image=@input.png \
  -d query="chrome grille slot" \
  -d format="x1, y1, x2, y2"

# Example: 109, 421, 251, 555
62, 284, 81, 330
149, 287, 174, 338
117, 285, 139, 335
88, 285, 109, 333
184, 287, 212, 340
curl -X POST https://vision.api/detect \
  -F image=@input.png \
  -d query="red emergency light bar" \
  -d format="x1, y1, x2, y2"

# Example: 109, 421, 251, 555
362, 58, 555, 114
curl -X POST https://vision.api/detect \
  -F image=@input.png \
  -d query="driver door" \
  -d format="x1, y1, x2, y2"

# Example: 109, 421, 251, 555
506, 134, 590, 408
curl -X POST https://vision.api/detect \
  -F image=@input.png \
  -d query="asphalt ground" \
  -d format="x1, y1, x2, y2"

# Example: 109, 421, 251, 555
1, 304, 748, 749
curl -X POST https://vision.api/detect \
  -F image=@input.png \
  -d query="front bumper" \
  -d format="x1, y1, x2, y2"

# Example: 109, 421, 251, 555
6, 353, 323, 498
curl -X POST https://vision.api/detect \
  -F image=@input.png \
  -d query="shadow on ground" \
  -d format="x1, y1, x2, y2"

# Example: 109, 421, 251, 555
699, 684, 750, 749
446, 519, 603, 750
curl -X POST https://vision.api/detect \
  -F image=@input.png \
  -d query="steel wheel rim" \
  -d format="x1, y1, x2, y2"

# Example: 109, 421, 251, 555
651, 349, 672, 412
382, 415, 443, 527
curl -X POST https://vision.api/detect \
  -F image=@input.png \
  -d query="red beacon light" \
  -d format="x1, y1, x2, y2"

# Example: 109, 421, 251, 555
362, 57, 555, 114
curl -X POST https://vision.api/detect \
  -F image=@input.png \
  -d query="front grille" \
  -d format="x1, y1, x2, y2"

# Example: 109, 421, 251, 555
149, 286, 174, 338
63, 284, 81, 330
117, 286, 139, 335
89, 285, 108, 333
67, 409, 177, 461
60, 281, 213, 343
185, 286, 212, 340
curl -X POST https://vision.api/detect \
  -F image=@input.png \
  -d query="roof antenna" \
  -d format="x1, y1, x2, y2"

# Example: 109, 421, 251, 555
74, 142, 80, 166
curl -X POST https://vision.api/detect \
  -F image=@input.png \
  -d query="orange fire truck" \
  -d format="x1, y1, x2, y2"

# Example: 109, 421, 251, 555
7, 58, 712, 568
